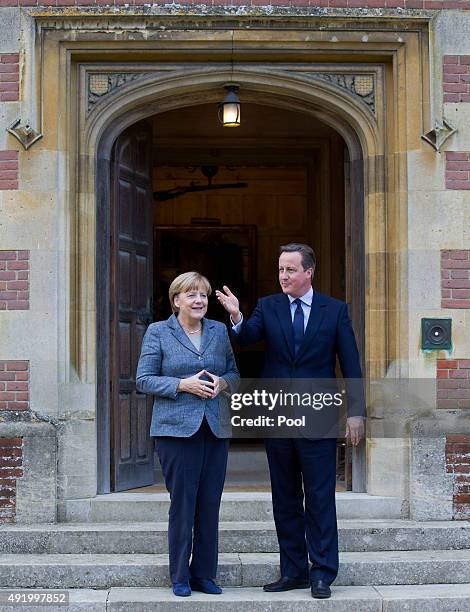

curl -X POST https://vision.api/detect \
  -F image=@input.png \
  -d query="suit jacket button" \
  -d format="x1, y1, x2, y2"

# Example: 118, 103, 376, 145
198, 356, 202, 360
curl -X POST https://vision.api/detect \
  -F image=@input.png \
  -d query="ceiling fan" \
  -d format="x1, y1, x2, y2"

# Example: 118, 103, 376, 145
153, 165, 248, 202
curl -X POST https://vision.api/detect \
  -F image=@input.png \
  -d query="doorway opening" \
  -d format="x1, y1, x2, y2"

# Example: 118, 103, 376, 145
103, 101, 363, 493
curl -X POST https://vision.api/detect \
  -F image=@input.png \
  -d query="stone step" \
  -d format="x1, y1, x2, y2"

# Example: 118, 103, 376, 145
1, 520, 469, 554
2, 585, 470, 612
1, 551, 470, 589
58, 492, 405, 523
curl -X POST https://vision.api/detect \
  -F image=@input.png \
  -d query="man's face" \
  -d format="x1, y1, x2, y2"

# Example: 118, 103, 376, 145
278, 251, 313, 298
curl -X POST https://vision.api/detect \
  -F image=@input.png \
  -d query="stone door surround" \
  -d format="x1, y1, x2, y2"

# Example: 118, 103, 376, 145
23, 12, 429, 497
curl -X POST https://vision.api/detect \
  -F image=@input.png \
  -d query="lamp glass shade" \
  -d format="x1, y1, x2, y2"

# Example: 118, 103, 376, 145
222, 102, 240, 127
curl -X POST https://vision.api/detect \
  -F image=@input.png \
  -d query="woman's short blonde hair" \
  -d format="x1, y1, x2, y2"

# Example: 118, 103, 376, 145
169, 271, 212, 313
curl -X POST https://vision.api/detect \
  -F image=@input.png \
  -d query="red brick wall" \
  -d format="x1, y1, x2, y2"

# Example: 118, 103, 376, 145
0, 54, 19, 103
446, 435, 470, 520
0, 251, 29, 310
0, 151, 19, 191
441, 250, 470, 308
443, 56, 470, 103
437, 359, 470, 409
0, 361, 29, 411
445, 153, 470, 190
0, 438, 23, 524
0, 0, 468, 7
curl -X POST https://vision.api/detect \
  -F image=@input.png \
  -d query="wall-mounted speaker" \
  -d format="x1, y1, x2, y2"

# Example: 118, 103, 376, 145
421, 318, 452, 350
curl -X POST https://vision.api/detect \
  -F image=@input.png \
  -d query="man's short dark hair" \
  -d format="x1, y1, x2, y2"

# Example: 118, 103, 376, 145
280, 243, 316, 270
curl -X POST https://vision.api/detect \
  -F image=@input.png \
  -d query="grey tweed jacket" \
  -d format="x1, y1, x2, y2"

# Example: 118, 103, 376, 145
136, 314, 239, 438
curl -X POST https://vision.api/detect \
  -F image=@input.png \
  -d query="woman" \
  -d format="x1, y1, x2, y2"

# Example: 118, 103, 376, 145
136, 271, 239, 597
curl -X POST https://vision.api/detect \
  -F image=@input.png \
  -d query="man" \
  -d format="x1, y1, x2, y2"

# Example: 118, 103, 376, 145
216, 243, 365, 599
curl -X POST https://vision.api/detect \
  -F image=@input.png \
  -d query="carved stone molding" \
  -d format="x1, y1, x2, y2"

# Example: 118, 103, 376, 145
88, 72, 153, 112
421, 118, 457, 152
86, 68, 376, 116
303, 73, 376, 114
7, 119, 43, 150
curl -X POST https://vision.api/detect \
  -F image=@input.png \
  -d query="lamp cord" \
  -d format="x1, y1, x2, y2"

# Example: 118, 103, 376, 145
231, 29, 234, 83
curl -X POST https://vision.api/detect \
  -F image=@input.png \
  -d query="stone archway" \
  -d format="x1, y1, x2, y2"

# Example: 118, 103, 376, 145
80, 68, 382, 493
24, 15, 430, 508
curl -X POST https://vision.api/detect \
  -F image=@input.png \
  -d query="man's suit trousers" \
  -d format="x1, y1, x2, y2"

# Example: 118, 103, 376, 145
265, 437, 338, 585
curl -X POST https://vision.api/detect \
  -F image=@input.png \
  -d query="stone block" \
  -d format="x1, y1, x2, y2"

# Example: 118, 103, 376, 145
16, 433, 57, 523
57, 420, 96, 500
410, 427, 455, 520
2, 520, 470, 555
434, 12, 470, 55
0, 9, 20, 54
0, 194, 57, 249
0, 421, 57, 524
407, 151, 445, 193
367, 439, 409, 499
19, 150, 58, 194
57, 383, 96, 421
107, 586, 382, 612
442, 106, 470, 151
379, 583, 470, 612
408, 191, 465, 251
408, 251, 441, 309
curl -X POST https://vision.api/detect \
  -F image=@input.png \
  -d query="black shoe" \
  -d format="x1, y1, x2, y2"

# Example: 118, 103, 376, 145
263, 576, 310, 592
311, 579, 331, 599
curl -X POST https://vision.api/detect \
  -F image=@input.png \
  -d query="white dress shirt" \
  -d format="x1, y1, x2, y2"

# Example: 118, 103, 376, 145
231, 287, 314, 332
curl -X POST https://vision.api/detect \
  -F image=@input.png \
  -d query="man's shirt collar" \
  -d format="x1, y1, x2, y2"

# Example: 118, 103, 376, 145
287, 286, 314, 306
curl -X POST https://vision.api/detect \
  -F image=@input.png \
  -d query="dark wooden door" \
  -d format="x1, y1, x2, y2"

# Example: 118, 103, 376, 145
111, 121, 154, 491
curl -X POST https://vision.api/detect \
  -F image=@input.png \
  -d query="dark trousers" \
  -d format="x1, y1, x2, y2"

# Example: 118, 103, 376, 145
265, 437, 338, 585
155, 418, 229, 583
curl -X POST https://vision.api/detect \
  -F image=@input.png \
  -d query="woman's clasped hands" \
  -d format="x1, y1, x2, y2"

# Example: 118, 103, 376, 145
177, 369, 227, 400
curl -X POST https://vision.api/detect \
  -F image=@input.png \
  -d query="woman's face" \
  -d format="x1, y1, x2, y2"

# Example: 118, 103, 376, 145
174, 285, 208, 321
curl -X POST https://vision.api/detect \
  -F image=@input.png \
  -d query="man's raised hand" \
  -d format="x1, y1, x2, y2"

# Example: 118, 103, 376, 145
215, 285, 242, 324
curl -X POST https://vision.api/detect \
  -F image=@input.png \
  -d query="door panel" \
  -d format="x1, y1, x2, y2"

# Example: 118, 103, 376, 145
135, 255, 148, 310
118, 180, 133, 237
118, 251, 131, 307
111, 121, 154, 491
119, 322, 131, 378
119, 394, 131, 460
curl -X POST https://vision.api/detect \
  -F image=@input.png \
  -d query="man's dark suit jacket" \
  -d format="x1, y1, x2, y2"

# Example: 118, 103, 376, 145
233, 290, 366, 424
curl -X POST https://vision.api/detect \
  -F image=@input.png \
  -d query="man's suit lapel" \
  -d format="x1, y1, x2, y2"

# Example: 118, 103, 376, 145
295, 292, 327, 362
274, 294, 295, 360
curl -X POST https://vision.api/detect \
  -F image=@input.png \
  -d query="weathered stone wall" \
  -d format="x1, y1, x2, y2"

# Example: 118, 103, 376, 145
0, 4, 468, 515
0, 0, 469, 7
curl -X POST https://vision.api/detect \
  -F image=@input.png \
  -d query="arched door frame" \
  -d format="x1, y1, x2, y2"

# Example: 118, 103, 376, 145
81, 69, 385, 494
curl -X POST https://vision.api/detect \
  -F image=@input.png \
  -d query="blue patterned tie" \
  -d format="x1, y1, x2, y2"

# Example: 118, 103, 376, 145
292, 298, 304, 356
